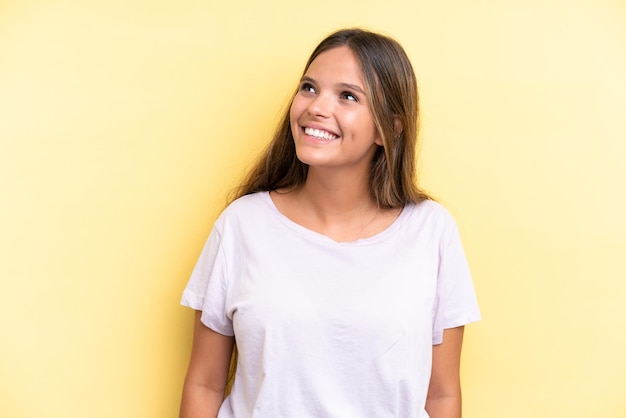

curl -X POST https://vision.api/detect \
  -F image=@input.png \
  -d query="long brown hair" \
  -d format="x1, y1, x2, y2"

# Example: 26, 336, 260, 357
230, 28, 430, 207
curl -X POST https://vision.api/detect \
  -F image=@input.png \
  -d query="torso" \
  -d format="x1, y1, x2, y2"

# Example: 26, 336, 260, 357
181, 191, 481, 418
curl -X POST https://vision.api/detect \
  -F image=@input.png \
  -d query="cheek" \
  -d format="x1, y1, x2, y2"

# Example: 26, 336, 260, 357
357, 113, 379, 139
289, 95, 306, 121
289, 106, 299, 138
345, 113, 374, 136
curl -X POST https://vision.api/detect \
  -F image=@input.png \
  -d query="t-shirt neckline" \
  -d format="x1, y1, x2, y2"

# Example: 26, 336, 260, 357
260, 191, 410, 246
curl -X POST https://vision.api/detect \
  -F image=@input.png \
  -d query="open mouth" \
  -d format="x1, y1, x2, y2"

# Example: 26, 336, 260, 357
304, 127, 339, 141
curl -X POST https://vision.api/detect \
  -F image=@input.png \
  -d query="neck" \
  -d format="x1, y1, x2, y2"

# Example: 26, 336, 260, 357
298, 167, 375, 219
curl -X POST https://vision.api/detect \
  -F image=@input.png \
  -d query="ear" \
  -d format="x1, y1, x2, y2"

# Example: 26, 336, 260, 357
393, 115, 404, 137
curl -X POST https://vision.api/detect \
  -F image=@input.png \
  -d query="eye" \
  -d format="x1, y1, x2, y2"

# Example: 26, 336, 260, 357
341, 91, 358, 102
299, 82, 316, 94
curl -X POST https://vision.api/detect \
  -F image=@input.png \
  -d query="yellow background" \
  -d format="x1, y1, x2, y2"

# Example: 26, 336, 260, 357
1, 0, 625, 417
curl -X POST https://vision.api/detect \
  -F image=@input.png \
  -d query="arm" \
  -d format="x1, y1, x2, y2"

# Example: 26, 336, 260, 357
425, 326, 465, 418
180, 311, 235, 418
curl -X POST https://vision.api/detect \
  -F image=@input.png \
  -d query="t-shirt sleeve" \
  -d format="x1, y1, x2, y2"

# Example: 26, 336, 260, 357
432, 216, 481, 345
180, 225, 234, 336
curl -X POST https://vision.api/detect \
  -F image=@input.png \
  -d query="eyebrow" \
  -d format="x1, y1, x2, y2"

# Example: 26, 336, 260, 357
301, 76, 366, 95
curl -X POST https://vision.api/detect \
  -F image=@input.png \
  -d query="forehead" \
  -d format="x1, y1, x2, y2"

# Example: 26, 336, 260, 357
304, 46, 365, 85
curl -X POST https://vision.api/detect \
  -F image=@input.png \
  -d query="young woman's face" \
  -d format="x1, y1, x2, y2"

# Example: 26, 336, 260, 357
290, 46, 382, 173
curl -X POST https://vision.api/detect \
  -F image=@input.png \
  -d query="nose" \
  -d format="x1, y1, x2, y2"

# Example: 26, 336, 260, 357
307, 92, 333, 118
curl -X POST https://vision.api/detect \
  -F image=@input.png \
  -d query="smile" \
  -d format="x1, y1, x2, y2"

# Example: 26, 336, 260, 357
304, 127, 339, 141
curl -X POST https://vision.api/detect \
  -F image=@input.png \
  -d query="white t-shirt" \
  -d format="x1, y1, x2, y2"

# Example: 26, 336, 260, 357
181, 191, 480, 418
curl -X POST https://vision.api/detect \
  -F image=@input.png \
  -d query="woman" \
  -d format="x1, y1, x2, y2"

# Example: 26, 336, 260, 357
180, 28, 480, 418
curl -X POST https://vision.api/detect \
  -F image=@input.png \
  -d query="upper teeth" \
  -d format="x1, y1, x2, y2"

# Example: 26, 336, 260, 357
305, 127, 338, 140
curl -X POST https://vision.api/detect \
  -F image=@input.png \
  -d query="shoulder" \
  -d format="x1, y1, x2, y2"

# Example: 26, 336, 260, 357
214, 191, 275, 232
402, 199, 462, 241
405, 199, 457, 226
222, 191, 270, 216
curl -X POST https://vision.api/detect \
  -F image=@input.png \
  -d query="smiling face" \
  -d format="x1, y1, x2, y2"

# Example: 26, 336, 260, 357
289, 46, 382, 174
